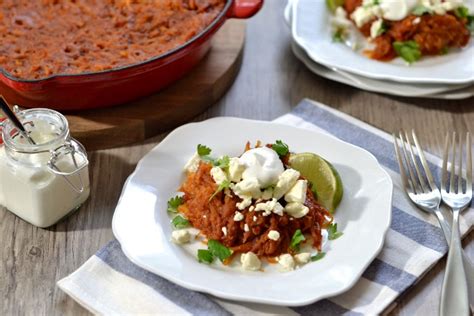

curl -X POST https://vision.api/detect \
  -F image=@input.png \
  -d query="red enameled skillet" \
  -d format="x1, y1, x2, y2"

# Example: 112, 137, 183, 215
0, 0, 263, 110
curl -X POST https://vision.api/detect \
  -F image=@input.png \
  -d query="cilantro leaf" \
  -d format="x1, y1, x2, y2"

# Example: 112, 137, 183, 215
290, 229, 306, 251
332, 28, 345, 43
454, 6, 470, 18
209, 179, 231, 201
172, 215, 190, 229
327, 223, 343, 240
208, 239, 232, 262
213, 155, 230, 169
311, 252, 326, 262
167, 195, 183, 213
272, 140, 290, 157
376, 21, 389, 37
412, 5, 431, 16
393, 41, 421, 64
197, 249, 214, 264
197, 144, 212, 157
468, 15, 474, 32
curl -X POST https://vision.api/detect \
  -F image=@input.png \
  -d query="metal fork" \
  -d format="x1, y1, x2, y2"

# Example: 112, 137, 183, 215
440, 132, 472, 316
393, 130, 474, 309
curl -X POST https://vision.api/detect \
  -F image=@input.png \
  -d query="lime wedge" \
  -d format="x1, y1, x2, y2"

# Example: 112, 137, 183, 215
326, 0, 345, 13
288, 153, 343, 213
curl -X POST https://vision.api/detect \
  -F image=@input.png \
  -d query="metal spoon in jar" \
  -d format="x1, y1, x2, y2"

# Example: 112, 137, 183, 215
0, 97, 36, 145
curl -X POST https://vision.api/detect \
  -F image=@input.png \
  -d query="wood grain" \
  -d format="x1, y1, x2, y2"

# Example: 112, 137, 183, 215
1, 1, 473, 315
65, 20, 245, 150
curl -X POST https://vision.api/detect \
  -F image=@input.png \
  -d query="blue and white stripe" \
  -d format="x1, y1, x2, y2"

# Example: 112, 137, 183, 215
58, 99, 473, 315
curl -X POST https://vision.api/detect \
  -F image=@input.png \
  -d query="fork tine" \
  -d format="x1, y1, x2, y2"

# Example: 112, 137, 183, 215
458, 134, 463, 193
450, 133, 456, 193
393, 134, 412, 193
467, 132, 472, 194
400, 131, 421, 194
442, 133, 449, 192
411, 130, 437, 191
405, 130, 428, 192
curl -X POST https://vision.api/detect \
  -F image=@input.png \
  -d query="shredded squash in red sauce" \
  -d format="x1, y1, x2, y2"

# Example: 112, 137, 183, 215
0, 0, 226, 79
178, 150, 333, 259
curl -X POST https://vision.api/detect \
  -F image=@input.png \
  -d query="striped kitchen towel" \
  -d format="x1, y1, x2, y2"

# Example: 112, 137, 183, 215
58, 99, 474, 315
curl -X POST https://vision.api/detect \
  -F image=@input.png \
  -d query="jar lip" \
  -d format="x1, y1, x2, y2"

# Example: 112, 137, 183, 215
2, 108, 69, 153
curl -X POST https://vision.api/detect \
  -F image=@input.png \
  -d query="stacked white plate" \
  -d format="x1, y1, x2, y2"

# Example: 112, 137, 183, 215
285, 0, 474, 99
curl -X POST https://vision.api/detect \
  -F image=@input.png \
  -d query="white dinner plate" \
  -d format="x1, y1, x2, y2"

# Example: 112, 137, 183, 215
292, 0, 474, 84
112, 117, 393, 306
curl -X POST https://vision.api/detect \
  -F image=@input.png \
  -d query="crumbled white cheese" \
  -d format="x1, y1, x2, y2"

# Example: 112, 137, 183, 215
221, 227, 227, 236
236, 195, 252, 210
253, 216, 257, 222
284, 180, 308, 204
413, 17, 421, 24
244, 224, 250, 232
254, 198, 284, 216
370, 19, 384, 38
183, 152, 201, 173
234, 211, 244, 222
284, 202, 309, 218
228, 157, 245, 182
294, 253, 311, 265
261, 187, 274, 200
210, 166, 228, 185
278, 254, 295, 272
249, 205, 255, 212
233, 177, 261, 199
273, 169, 300, 200
241, 252, 261, 271
171, 230, 191, 244
268, 230, 280, 241
351, 6, 376, 27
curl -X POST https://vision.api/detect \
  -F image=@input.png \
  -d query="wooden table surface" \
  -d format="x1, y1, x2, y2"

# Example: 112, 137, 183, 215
2, 2, 473, 315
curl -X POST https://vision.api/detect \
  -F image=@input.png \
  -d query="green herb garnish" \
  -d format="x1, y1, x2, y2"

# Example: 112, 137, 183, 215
440, 47, 449, 55
393, 41, 421, 64
272, 140, 290, 157
197, 144, 212, 156
290, 229, 306, 251
468, 15, 474, 32
167, 195, 183, 213
454, 6, 470, 18
197, 249, 214, 264
376, 21, 389, 37
311, 252, 326, 261
207, 239, 233, 262
412, 5, 431, 16
213, 155, 230, 169
332, 28, 346, 43
172, 215, 190, 229
327, 223, 343, 240
209, 179, 231, 201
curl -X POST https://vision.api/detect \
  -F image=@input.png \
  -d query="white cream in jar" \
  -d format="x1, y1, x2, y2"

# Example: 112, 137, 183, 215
0, 108, 90, 227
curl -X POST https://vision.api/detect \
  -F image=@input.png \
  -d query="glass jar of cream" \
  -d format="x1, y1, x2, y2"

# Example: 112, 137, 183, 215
0, 108, 90, 227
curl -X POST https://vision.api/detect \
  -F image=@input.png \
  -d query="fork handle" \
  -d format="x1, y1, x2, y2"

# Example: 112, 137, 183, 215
440, 209, 470, 316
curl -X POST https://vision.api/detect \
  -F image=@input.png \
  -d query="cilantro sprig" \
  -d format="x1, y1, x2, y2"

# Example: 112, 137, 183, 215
311, 252, 326, 262
327, 223, 343, 240
393, 41, 421, 64
290, 229, 306, 251
272, 140, 289, 157
197, 144, 211, 156
196, 239, 233, 264
197, 144, 230, 169
209, 179, 231, 201
167, 195, 183, 213
412, 5, 431, 16
172, 215, 190, 229
213, 155, 230, 169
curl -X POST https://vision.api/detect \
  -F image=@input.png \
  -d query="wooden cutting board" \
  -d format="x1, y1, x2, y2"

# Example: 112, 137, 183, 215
65, 20, 245, 150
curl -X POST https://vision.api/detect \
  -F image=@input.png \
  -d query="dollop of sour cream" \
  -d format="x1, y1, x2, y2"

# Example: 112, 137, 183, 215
380, 0, 418, 21
239, 147, 284, 188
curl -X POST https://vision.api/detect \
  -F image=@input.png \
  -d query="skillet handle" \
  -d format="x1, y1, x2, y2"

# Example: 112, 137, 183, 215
227, 0, 264, 19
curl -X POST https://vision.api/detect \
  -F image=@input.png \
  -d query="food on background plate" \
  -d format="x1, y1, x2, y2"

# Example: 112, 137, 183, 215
167, 141, 344, 272
328, 0, 473, 63
0, 0, 226, 80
